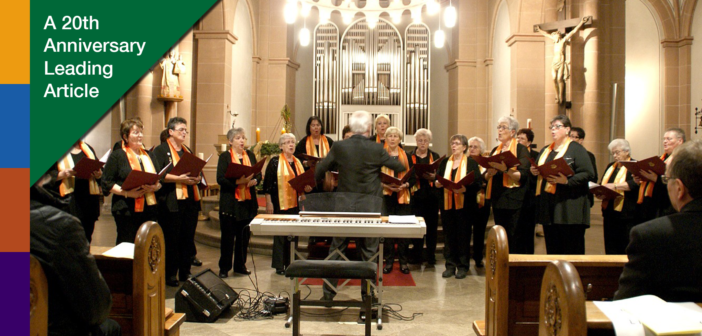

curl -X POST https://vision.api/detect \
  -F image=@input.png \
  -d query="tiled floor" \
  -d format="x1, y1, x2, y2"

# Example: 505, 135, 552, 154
91, 211, 605, 336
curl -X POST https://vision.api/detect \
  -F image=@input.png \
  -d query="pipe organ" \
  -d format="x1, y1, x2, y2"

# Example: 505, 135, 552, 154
313, 23, 339, 134
313, 19, 430, 140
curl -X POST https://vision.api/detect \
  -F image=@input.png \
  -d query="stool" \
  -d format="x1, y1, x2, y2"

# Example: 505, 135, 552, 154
285, 260, 377, 336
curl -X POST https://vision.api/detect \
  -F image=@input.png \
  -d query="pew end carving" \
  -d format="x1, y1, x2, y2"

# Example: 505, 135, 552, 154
538, 260, 586, 336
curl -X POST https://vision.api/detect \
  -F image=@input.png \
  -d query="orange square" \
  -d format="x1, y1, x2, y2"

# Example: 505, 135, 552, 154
0, 169, 29, 252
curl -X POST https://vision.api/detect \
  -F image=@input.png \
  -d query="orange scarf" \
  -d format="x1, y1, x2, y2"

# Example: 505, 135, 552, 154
376, 134, 388, 149
277, 155, 305, 210
411, 151, 436, 193
637, 153, 668, 204
306, 135, 330, 158
382, 149, 411, 204
58, 142, 102, 197
443, 154, 468, 210
477, 166, 486, 208
486, 138, 520, 199
122, 142, 157, 212
166, 139, 201, 201
230, 148, 252, 201
601, 162, 627, 212
535, 138, 572, 196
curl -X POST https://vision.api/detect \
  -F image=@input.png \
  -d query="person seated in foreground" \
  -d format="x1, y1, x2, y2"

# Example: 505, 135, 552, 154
614, 139, 702, 302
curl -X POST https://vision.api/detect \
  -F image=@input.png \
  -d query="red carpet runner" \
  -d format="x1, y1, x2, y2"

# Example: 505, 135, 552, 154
300, 261, 416, 287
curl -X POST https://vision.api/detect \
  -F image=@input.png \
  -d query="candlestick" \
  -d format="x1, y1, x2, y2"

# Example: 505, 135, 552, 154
198, 152, 204, 160
256, 128, 261, 143
527, 119, 532, 129
281, 127, 286, 135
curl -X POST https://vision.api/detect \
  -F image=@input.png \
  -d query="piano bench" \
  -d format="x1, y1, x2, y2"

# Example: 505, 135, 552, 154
285, 260, 377, 336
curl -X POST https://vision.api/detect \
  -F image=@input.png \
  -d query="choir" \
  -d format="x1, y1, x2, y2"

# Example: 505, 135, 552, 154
48, 114, 689, 284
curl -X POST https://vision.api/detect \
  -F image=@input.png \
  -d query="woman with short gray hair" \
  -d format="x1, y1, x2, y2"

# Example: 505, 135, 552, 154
265, 132, 311, 274
599, 138, 638, 254
486, 116, 532, 254
216, 127, 260, 278
407, 128, 441, 265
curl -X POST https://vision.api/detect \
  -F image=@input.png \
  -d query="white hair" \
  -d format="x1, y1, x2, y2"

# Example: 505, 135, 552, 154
468, 136, 486, 153
414, 128, 433, 142
278, 133, 297, 146
349, 111, 372, 134
497, 116, 520, 132
608, 138, 631, 155
385, 126, 403, 140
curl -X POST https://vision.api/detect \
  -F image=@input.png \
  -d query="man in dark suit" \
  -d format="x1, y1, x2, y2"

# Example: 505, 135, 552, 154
614, 139, 702, 302
315, 110, 406, 301
570, 127, 598, 207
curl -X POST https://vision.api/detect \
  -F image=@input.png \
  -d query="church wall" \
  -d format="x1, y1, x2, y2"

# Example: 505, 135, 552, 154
492, 1, 512, 149
82, 110, 113, 159
625, 0, 662, 159
691, 3, 702, 140
231, 0, 254, 134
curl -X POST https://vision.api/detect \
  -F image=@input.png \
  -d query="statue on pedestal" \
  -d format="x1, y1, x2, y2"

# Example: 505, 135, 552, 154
159, 51, 185, 99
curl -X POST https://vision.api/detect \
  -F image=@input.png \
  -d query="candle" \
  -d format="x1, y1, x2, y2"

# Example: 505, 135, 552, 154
281, 127, 286, 135
527, 118, 532, 129
221, 144, 227, 152
198, 152, 204, 160
256, 128, 261, 143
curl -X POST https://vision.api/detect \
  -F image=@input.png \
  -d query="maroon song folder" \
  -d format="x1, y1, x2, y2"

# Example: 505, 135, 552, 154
588, 182, 622, 200
298, 153, 324, 166
471, 151, 521, 170
530, 158, 574, 178
72, 157, 105, 180
288, 167, 317, 193
414, 155, 446, 178
436, 171, 475, 190
224, 157, 267, 179
619, 156, 666, 181
169, 152, 212, 177
121, 163, 171, 191
380, 166, 415, 186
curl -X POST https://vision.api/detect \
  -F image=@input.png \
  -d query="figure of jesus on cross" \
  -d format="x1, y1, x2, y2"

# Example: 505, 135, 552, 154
535, 16, 591, 105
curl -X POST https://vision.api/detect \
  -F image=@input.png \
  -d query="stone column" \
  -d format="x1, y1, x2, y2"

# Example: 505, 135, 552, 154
507, 34, 546, 145
445, 0, 489, 145
662, 38, 693, 131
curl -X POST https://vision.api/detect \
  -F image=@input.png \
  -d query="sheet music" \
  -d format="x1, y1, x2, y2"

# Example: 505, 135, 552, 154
99, 149, 112, 163
101, 243, 135, 259
594, 297, 702, 336
388, 215, 418, 224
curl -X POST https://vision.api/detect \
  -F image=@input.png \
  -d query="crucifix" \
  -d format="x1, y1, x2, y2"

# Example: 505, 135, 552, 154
534, 3, 592, 114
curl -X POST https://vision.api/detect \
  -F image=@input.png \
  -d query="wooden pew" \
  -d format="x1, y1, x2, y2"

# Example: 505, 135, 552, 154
91, 221, 185, 336
30, 255, 48, 336
538, 260, 586, 336
474, 225, 628, 336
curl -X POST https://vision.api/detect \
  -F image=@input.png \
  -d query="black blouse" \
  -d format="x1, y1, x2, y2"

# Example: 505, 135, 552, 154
151, 141, 201, 213
436, 156, 482, 211
101, 148, 158, 216
216, 149, 261, 220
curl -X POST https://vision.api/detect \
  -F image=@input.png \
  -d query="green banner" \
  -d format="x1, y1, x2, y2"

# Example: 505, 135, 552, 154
30, 0, 218, 185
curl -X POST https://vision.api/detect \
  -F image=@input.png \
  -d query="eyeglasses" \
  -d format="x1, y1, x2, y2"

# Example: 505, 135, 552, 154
661, 175, 676, 185
451, 141, 463, 146
468, 145, 481, 149
174, 128, 189, 134
497, 125, 509, 131
416, 139, 430, 144
550, 124, 565, 130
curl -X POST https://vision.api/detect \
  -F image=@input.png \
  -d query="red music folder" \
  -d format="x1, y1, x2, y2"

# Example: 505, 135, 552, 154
588, 182, 622, 200
121, 163, 171, 191
298, 153, 324, 166
531, 158, 575, 177
169, 152, 212, 177
471, 151, 521, 170
224, 157, 267, 179
380, 166, 415, 186
287, 167, 317, 193
619, 156, 666, 181
414, 155, 446, 178
72, 157, 105, 180
436, 171, 475, 190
